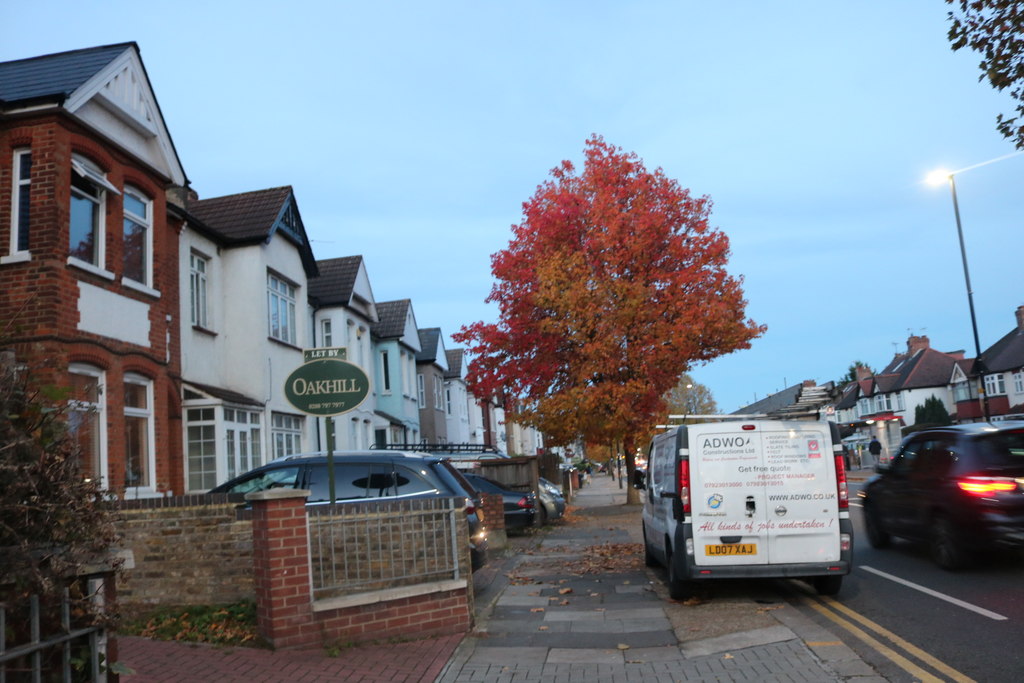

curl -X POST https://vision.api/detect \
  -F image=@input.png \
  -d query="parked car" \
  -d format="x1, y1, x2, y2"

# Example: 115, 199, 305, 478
536, 477, 566, 525
461, 472, 536, 531
208, 451, 489, 569
860, 422, 1024, 569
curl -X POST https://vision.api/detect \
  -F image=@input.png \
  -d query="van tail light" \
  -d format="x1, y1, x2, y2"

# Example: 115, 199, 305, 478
834, 455, 849, 509
957, 477, 1018, 496
464, 497, 477, 515
516, 496, 533, 509
678, 459, 691, 513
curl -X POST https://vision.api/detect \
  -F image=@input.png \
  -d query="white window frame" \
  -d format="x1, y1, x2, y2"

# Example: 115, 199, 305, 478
68, 363, 107, 488
434, 376, 443, 411
225, 407, 263, 479
321, 318, 333, 347
122, 186, 153, 289
985, 373, 1006, 397
1014, 371, 1024, 395
190, 251, 209, 328
123, 373, 156, 496
417, 373, 425, 408
267, 273, 298, 345
4, 148, 32, 262
185, 406, 217, 492
69, 154, 117, 275
272, 412, 303, 459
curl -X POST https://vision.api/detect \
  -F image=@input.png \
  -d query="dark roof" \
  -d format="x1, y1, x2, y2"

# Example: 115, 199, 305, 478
733, 383, 802, 415
417, 328, 441, 363
187, 186, 318, 277
834, 382, 859, 410
876, 347, 957, 391
188, 187, 293, 242
981, 325, 1024, 373
309, 256, 362, 306
444, 349, 464, 380
372, 300, 411, 339
0, 43, 134, 106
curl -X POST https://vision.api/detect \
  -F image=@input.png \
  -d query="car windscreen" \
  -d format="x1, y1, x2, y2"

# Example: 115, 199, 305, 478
218, 466, 301, 494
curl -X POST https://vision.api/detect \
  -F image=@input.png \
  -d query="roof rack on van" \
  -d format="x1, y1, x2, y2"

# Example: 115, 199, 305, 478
370, 443, 502, 454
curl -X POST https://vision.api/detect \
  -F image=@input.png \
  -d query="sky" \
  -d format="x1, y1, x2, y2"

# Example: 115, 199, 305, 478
4, 1, 1022, 413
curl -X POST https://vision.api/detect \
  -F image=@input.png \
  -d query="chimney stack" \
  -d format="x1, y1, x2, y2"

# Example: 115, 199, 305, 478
907, 335, 930, 355
1016, 305, 1024, 332
855, 365, 872, 381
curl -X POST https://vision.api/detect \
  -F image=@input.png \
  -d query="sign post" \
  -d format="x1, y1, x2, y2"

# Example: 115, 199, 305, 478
284, 349, 369, 504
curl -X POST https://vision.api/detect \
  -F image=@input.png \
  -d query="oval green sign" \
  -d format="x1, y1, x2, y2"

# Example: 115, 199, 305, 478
284, 359, 370, 416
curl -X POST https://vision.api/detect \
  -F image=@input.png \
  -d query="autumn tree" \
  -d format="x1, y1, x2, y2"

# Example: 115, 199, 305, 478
455, 136, 764, 504
946, 0, 1024, 148
664, 373, 718, 418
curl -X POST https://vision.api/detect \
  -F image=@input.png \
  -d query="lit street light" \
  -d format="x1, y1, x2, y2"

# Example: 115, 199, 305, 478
926, 151, 1023, 421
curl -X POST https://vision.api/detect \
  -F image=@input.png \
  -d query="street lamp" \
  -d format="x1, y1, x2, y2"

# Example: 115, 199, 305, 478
925, 151, 1023, 421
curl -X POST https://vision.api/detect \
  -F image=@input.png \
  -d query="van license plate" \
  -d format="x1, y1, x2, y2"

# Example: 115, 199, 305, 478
705, 543, 757, 556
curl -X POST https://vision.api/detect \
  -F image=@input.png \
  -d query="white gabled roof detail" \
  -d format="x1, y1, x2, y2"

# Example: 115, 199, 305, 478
65, 46, 185, 186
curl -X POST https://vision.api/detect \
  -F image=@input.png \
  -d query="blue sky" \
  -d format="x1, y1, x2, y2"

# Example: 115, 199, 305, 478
5, 1, 1022, 412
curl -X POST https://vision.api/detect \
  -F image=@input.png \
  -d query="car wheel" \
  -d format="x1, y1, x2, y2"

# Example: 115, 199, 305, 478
813, 575, 843, 596
931, 515, 969, 571
666, 548, 693, 600
864, 502, 891, 549
536, 502, 548, 527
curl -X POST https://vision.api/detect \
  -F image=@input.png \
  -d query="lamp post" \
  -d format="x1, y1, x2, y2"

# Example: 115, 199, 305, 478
925, 151, 1023, 421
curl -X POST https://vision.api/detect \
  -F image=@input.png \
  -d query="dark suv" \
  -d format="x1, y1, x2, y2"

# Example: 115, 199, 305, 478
861, 422, 1024, 569
209, 451, 489, 569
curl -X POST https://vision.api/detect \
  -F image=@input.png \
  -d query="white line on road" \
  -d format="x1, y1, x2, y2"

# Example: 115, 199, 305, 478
860, 566, 1008, 621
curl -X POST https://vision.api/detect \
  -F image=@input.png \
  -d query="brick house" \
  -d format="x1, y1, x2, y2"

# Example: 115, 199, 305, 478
1, 43, 187, 496
958, 305, 1024, 421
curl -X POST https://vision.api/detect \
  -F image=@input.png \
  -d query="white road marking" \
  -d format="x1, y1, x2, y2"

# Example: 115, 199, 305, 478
860, 566, 1008, 621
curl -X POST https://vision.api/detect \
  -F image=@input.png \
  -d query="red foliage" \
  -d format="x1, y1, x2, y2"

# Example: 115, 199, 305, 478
455, 136, 764, 449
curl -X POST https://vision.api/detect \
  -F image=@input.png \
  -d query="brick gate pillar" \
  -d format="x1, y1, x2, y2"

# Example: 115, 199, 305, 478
246, 488, 318, 649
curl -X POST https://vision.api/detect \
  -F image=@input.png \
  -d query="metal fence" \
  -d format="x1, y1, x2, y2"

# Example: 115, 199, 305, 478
0, 575, 111, 683
307, 497, 464, 601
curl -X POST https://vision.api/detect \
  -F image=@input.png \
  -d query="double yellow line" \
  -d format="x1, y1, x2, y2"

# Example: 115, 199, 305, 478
793, 586, 974, 683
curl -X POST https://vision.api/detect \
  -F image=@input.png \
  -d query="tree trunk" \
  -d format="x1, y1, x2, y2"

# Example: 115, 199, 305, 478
623, 435, 641, 505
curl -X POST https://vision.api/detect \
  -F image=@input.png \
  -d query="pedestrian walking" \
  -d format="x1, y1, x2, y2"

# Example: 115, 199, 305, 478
868, 436, 882, 465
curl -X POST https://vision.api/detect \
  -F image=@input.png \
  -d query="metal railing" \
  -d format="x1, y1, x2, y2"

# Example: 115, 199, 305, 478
307, 497, 464, 601
0, 576, 110, 683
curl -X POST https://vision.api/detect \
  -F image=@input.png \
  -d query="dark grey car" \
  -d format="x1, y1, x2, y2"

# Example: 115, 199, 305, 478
209, 450, 489, 569
861, 422, 1024, 569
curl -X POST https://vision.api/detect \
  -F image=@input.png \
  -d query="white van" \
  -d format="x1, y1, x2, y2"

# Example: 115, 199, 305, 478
640, 419, 852, 598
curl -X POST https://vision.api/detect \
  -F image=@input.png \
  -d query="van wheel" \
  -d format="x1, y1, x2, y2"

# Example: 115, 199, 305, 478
642, 526, 657, 567
666, 550, 693, 600
864, 503, 891, 548
931, 515, 968, 571
813, 575, 843, 596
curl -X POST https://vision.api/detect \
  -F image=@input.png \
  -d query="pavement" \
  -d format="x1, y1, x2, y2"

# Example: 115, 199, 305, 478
118, 467, 883, 682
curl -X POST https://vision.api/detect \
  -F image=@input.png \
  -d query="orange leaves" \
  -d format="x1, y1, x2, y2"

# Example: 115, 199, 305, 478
454, 135, 764, 449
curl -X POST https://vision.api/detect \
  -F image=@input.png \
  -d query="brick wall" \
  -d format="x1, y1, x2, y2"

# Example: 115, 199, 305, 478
117, 495, 253, 609
248, 490, 473, 650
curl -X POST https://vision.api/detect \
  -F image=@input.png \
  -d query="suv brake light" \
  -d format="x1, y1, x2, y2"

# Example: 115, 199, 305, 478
516, 496, 533, 509
957, 477, 1018, 496
678, 459, 691, 513
464, 497, 477, 515
834, 454, 849, 509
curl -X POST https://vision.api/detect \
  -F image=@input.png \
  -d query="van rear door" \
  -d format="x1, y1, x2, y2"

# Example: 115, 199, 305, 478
689, 421, 840, 567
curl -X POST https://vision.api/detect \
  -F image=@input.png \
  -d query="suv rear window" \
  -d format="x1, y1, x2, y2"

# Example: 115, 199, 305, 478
975, 429, 1024, 469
